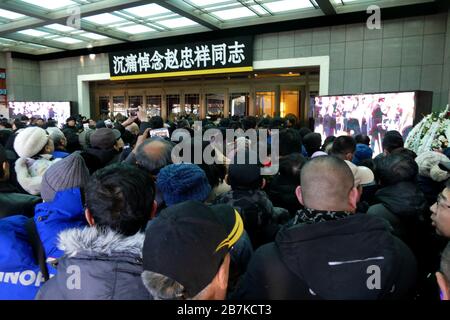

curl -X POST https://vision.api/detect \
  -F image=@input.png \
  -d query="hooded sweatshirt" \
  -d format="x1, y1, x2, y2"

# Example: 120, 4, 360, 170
231, 213, 417, 300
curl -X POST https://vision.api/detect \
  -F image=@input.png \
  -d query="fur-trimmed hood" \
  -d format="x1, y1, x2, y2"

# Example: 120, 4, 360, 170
36, 226, 152, 300
58, 226, 145, 257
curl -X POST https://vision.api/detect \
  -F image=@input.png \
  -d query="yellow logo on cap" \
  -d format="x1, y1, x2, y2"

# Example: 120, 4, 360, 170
215, 210, 244, 252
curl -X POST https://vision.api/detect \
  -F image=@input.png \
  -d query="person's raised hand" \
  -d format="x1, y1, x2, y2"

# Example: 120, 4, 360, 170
137, 106, 149, 123
133, 128, 151, 154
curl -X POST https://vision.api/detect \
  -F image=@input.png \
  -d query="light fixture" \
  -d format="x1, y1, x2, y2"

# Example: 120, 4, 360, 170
89, 53, 96, 60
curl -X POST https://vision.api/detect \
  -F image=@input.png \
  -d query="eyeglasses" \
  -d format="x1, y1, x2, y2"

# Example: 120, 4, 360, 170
437, 193, 450, 210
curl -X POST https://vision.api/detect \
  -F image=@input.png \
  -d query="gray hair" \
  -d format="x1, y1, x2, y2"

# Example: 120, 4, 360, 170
141, 271, 209, 300
46, 127, 65, 147
135, 137, 174, 174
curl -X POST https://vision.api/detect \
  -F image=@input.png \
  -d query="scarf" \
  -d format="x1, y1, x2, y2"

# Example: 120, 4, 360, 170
293, 207, 352, 225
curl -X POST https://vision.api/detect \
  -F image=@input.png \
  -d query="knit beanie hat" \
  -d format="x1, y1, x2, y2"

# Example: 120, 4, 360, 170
352, 143, 373, 166
415, 151, 450, 182
156, 163, 211, 206
40, 151, 90, 202
14, 127, 49, 158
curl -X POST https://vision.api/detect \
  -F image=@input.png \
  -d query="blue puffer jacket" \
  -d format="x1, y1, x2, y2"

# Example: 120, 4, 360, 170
0, 188, 87, 300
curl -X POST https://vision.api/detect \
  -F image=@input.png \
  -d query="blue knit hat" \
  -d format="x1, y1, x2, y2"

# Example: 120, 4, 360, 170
352, 143, 373, 166
156, 163, 211, 206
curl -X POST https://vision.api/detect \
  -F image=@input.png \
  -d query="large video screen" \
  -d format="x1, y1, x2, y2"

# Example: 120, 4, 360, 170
314, 92, 416, 156
8, 101, 71, 128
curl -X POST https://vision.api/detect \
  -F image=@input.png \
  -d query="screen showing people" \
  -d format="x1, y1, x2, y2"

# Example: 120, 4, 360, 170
8, 101, 71, 127
314, 92, 415, 156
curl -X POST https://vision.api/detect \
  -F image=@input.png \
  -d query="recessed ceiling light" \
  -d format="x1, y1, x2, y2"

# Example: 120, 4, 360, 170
0, 8, 26, 20
212, 7, 257, 20
21, 0, 76, 10
53, 37, 83, 44
157, 17, 198, 28
117, 25, 155, 34
83, 13, 125, 25
124, 4, 170, 17
45, 23, 76, 32
18, 29, 50, 37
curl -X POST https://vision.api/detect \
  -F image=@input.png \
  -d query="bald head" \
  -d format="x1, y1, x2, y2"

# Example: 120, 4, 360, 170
298, 156, 356, 211
136, 138, 173, 174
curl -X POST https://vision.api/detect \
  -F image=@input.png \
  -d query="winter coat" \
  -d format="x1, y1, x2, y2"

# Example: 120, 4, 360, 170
367, 181, 437, 280
36, 227, 152, 300
214, 189, 290, 249
0, 188, 86, 300
231, 214, 417, 300
367, 181, 428, 241
0, 182, 41, 218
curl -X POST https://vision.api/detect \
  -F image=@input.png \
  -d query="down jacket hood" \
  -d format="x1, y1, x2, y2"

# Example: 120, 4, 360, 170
275, 214, 401, 300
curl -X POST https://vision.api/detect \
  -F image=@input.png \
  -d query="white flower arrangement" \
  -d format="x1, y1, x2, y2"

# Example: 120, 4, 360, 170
405, 105, 450, 154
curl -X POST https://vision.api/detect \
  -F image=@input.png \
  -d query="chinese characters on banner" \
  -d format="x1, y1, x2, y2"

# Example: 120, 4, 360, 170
109, 36, 253, 80
0, 69, 7, 119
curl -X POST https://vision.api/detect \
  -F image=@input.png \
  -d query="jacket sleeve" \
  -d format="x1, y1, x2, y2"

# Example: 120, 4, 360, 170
230, 243, 292, 300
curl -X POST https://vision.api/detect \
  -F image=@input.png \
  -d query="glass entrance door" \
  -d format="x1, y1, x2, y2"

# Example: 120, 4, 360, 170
99, 96, 110, 117
167, 94, 181, 119
229, 93, 248, 117
256, 91, 275, 117
206, 93, 224, 119
280, 90, 300, 118
112, 96, 126, 117
184, 94, 200, 116
146, 95, 161, 117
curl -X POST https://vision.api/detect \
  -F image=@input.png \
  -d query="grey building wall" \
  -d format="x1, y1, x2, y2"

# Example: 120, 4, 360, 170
255, 11, 450, 111
39, 53, 109, 106
6, 53, 41, 101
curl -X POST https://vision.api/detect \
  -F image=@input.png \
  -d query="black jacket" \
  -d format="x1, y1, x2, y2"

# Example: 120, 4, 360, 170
36, 227, 152, 300
367, 182, 428, 240
0, 182, 41, 218
367, 181, 440, 283
232, 214, 417, 300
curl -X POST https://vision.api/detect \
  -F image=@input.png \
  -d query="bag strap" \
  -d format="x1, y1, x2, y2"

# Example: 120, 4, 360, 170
25, 218, 50, 282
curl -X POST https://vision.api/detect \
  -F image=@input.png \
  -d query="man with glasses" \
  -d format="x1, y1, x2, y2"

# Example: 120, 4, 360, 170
431, 179, 450, 238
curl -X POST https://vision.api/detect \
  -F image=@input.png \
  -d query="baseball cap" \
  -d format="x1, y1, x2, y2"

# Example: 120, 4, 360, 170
142, 200, 244, 298
90, 128, 121, 150
345, 160, 375, 187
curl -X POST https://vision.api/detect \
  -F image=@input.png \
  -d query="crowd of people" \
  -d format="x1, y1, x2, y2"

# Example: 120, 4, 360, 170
0, 109, 450, 300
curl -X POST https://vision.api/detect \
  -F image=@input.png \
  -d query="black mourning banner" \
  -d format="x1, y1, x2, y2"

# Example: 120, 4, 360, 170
108, 36, 254, 80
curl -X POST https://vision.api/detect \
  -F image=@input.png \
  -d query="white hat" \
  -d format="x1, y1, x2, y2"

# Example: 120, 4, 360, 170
46, 127, 65, 142
415, 151, 450, 182
345, 160, 375, 187
14, 127, 49, 158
